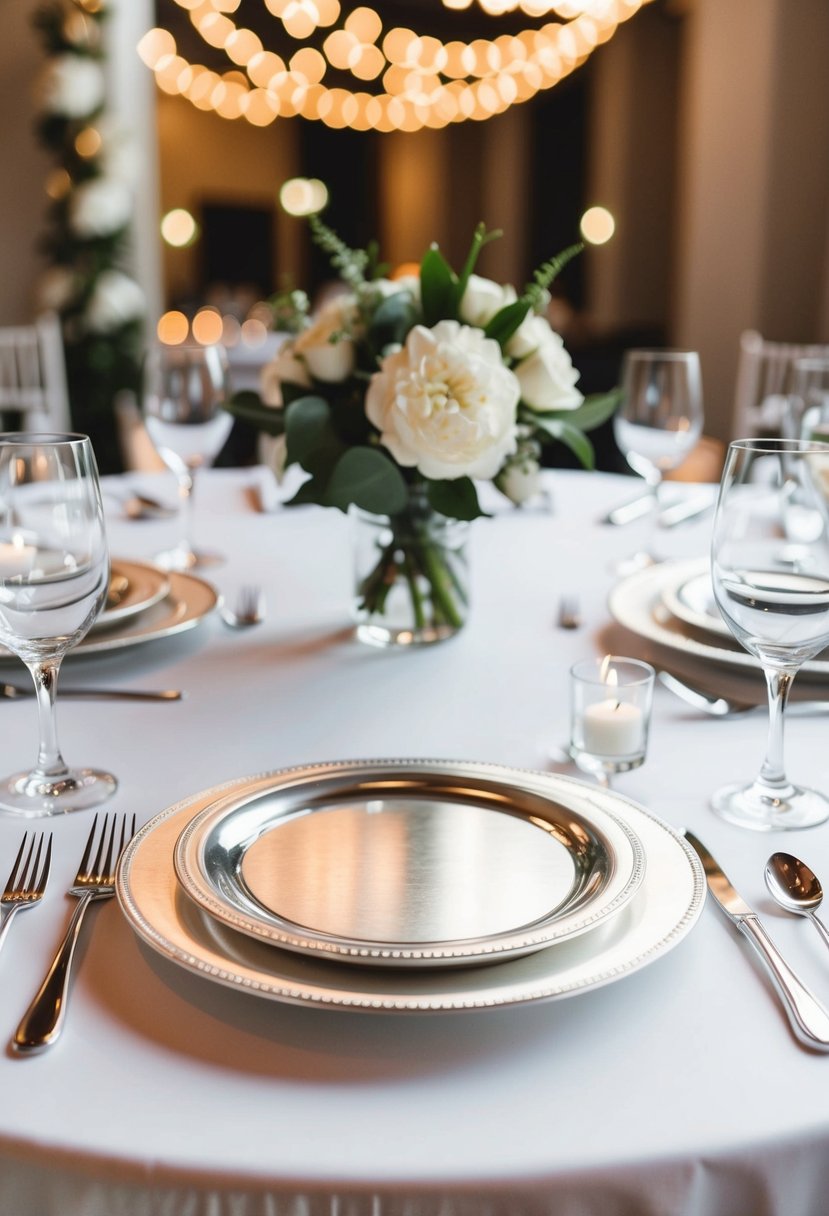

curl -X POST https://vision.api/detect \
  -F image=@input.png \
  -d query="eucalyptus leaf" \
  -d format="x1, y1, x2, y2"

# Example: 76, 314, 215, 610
426, 476, 487, 521
368, 291, 420, 354
324, 447, 409, 514
284, 396, 343, 477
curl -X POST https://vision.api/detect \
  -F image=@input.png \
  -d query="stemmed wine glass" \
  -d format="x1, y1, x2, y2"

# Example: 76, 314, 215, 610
711, 438, 829, 830
0, 433, 116, 815
142, 341, 233, 571
613, 349, 704, 570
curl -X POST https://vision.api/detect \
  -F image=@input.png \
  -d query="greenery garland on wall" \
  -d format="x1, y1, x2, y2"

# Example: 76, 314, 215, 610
32, 0, 145, 473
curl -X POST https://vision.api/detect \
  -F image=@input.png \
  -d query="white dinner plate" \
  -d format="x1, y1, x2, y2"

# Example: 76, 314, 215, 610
610, 558, 829, 681
95, 559, 171, 630
659, 561, 732, 640
173, 762, 646, 968
116, 761, 705, 1014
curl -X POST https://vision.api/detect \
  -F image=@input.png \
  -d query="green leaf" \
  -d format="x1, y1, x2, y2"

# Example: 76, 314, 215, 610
324, 447, 409, 514
284, 473, 328, 506
426, 476, 487, 521
484, 300, 533, 349
531, 388, 621, 433
367, 291, 420, 354
453, 222, 502, 313
284, 395, 343, 477
419, 245, 457, 326
224, 392, 285, 437
535, 419, 595, 469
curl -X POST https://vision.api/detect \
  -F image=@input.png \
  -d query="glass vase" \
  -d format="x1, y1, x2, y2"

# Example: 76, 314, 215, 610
352, 496, 469, 648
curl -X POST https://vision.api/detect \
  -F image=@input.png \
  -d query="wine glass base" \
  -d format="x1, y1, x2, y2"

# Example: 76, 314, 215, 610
711, 779, 829, 831
153, 546, 225, 572
0, 768, 118, 817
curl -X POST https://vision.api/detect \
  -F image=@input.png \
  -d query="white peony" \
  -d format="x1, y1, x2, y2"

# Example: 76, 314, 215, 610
96, 121, 139, 186
506, 315, 583, 412
365, 320, 520, 481
69, 177, 132, 238
259, 346, 311, 406
293, 295, 358, 382
38, 55, 105, 118
459, 274, 517, 328
36, 265, 78, 313
84, 270, 144, 332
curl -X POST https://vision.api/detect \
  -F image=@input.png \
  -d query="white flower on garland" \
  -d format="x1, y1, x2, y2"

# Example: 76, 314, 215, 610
38, 54, 104, 118
84, 270, 145, 333
366, 320, 520, 481
69, 177, 132, 238
96, 119, 139, 186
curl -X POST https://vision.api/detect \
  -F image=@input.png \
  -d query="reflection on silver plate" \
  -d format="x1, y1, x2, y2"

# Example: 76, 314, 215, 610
95, 559, 171, 630
116, 762, 706, 1013
610, 559, 829, 680
173, 763, 645, 967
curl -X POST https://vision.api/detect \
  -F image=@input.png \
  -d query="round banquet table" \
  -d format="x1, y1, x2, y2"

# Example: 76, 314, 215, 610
1, 466, 829, 1216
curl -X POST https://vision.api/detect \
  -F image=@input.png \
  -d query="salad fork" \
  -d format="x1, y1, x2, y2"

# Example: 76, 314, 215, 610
13, 812, 135, 1055
0, 832, 52, 956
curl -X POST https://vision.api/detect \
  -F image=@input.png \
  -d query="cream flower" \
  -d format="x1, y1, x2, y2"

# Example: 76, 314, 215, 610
259, 345, 311, 406
365, 320, 519, 481
293, 295, 357, 382
507, 315, 583, 412
38, 55, 104, 118
84, 270, 144, 332
69, 177, 132, 238
459, 275, 517, 328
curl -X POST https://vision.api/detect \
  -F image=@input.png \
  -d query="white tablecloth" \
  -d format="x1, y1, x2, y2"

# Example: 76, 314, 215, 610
1, 467, 828, 1216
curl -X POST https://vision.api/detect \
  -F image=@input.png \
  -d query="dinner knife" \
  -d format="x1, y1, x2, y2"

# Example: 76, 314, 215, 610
685, 831, 829, 1051
0, 683, 182, 702
601, 492, 657, 526
658, 492, 716, 529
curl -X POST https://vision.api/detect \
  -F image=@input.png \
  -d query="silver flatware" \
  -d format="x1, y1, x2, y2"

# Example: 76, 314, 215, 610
220, 585, 265, 629
765, 852, 829, 952
658, 670, 829, 717
658, 491, 716, 529
0, 683, 183, 702
685, 831, 829, 1051
556, 594, 581, 630
601, 492, 656, 526
13, 812, 136, 1055
0, 832, 52, 956
102, 487, 176, 520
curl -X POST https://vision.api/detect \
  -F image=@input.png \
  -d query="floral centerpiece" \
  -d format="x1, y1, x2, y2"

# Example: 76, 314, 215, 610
228, 218, 618, 646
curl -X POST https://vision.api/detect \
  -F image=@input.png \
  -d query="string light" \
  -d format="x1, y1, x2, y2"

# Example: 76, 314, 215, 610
138, 0, 654, 131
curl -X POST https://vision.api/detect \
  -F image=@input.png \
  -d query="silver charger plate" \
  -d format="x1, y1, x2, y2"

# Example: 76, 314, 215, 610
116, 763, 706, 1014
95, 558, 171, 630
173, 762, 646, 968
610, 558, 829, 681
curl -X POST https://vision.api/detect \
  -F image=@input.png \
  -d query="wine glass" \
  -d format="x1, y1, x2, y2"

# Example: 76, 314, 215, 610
613, 349, 704, 570
790, 356, 829, 442
0, 433, 116, 816
142, 341, 233, 571
711, 438, 829, 830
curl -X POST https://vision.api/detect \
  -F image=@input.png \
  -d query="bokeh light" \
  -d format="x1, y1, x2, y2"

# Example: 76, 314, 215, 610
580, 205, 615, 244
157, 311, 190, 344
160, 208, 199, 247
279, 177, 329, 216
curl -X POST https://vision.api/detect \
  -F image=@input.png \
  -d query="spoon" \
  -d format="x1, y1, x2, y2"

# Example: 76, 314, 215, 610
764, 852, 829, 951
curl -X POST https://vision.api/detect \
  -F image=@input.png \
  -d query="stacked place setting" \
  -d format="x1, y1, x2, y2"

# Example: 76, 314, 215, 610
115, 759, 706, 1014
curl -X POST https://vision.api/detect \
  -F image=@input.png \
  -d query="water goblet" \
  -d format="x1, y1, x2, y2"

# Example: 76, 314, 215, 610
0, 433, 117, 816
711, 438, 829, 830
613, 349, 704, 571
143, 341, 233, 571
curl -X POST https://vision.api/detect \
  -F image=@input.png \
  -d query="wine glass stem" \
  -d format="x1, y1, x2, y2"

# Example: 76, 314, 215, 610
178, 469, 196, 555
759, 667, 794, 790
29, 660, 69, 780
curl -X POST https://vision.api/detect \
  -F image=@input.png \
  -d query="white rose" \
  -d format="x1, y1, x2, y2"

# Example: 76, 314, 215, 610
507, 315, 583, 412
96, 120, 139, 186
496, 458, 542, 506
459, 274, 517, 328
293, 295, 357, 382
84, 270, 144, 332
37, 265, 78, 312
38, 55, 105, 118
365, 320, 519, 481
259, 345, 311, 406
69, 177, 132, 238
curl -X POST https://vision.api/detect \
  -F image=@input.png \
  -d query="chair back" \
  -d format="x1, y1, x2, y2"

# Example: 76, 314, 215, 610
0, 313, 71, 431
733, 329, 829, 439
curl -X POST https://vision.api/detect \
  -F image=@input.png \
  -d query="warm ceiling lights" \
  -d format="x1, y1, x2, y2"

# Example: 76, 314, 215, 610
138, 0, 654, 132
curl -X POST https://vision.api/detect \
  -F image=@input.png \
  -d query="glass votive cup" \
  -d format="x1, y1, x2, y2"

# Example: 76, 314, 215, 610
569, 656, 655, 778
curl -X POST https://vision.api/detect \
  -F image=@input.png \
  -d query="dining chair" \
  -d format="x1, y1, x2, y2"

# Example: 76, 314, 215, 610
733, 329, 829, 439
0, 312, 71, 431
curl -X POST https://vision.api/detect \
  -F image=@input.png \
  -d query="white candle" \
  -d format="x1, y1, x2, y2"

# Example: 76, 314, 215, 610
0, 537, 36, 579
582, 698, 644, 757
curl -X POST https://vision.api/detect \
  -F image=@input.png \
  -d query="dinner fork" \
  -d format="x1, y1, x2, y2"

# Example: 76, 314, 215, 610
0, 832, 52, 956
12, 812, 136, 1055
